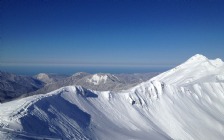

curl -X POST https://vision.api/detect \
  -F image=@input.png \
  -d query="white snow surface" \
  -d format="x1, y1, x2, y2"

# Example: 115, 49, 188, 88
87, 74, 109, 85
87, 74, 119, 85
0, 54, 224, 140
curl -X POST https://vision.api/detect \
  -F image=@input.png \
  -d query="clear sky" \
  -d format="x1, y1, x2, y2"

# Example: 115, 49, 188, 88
1, 0, 224, 67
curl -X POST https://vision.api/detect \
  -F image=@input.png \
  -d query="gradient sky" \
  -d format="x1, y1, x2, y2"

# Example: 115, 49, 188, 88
1, 0, 224, 67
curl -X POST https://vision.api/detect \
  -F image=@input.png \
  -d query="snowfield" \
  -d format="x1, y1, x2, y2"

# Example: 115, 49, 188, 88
0, 54, 224, 140
87, 74, 110, 85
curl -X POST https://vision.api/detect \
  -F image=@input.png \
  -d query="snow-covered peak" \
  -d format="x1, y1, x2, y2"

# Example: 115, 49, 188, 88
185, 54, 208, 63
150, 54, 224, 85
182, 54, 223, 67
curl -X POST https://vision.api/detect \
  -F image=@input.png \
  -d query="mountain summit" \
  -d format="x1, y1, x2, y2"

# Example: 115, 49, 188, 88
151, 54, 224, 85
186, 54, 208, 63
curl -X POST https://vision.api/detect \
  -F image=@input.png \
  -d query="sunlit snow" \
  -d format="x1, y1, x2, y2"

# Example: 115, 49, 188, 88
0, 54, 224, 140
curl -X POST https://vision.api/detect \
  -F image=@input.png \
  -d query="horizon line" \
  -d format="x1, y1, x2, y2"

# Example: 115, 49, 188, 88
0, 62, 176, 67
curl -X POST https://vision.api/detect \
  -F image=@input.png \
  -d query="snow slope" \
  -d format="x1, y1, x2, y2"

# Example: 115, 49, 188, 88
0, 54, 224, 140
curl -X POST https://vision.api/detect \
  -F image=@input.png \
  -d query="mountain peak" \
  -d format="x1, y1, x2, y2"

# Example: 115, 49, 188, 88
186, 54, 208, 63
151, 54, 224, 85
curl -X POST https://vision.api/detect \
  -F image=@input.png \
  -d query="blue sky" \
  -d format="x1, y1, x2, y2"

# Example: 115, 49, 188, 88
1, 0, 224, 67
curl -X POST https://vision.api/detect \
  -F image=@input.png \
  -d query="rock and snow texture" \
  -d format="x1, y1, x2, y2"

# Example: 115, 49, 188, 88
0, 54, 224, 140
34, 73, 68, 84
0, 71, 45, 102
0, 72, 67, 102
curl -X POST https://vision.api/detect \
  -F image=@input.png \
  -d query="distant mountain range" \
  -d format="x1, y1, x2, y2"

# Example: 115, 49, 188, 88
28, 72, 159, 97
0, 71, 159, 102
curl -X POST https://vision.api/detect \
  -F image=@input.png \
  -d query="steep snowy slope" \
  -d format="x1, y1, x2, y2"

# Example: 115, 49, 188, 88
0, 54, 224, 140
129, 54, 224, 139
0, 86, 171, 140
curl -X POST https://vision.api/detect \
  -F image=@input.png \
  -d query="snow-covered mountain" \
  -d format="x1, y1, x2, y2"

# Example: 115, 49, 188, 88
151, 54, 224, 84
0, 71, 45, 102
0, 54, 224, 140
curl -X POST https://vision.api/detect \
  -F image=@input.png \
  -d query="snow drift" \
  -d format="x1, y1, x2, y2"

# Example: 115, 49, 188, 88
0, 54, 224, 140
